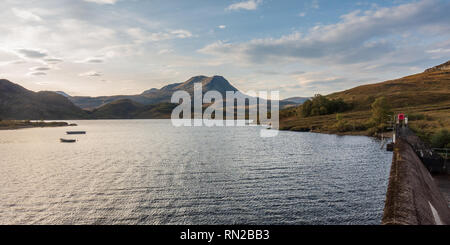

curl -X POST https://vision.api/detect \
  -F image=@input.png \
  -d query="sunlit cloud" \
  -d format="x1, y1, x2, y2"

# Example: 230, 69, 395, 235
227, 0, 262, 11
12, 8, 42, 22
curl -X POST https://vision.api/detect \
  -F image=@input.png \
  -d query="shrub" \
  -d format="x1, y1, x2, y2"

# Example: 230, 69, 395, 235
301, 94, 351, 117
369, 96, 392, 127
334, 120, 352, 132
431, 129, 450, 148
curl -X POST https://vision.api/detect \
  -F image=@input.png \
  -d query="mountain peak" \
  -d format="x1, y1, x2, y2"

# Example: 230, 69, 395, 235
0, 79, 30, 94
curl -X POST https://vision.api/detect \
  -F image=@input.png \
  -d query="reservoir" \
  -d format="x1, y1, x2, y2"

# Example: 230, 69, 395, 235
0, 120, 392, 224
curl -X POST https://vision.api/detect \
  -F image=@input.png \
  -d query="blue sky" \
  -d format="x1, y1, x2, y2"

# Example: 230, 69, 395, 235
0, 0, 449, 98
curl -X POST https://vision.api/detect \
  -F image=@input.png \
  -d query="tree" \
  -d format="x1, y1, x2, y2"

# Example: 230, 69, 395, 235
370, 96, 392, 127
300, 94, 351, 117
431, 129, 450, 148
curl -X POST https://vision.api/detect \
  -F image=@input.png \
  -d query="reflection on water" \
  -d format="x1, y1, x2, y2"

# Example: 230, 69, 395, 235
0, 120, 392, 224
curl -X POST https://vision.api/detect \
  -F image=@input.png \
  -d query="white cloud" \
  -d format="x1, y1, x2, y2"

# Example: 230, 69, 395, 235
227, 0, 262, 11
126, 28, 192, 43
298, 12, 306, 17
426, 48, 450, 53
158, 49, 174, 55
12, 8, 42, 22
79, 71, 102, 77
218, 25, 227, 29
83, 0, 119, 5
170, 29, 193, 39
201, 0, 450, 66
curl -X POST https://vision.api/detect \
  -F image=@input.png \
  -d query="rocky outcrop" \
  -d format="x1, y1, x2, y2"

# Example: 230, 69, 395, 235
425, 60, 450, 73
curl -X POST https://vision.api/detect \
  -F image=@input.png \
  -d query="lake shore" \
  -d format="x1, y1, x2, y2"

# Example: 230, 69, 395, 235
0, 120, 72, 130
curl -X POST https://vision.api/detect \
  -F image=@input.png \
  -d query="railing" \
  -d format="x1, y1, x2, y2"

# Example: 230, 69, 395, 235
432, 148, 450, 160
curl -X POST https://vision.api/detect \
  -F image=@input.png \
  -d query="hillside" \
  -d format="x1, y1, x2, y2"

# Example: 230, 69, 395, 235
280, 60, 450, 140
91, 99, 177, 119
0, 79, 89, 120
327, 66, 450, 110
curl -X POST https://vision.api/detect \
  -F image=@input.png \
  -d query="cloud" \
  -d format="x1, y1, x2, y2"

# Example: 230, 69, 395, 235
28, 71, 47, 76
170, 29, 193, 39
311, 0, 320, 9
298, 12, 306, 17
218, 25, 227, 29
12, 8, 42, 22
126, 28, 192, 43
30, 66, 50, 71
44, 58, 63, 64
227, 0, 262, 11
0, 60, 26, 66
83, 0, 119, 4
158, 49, 173, 55
15, 48, 47, 59
426, 48, 450, 53
77, 57, 104, 63
79, 71, 102, 77
201, 0, 450, 66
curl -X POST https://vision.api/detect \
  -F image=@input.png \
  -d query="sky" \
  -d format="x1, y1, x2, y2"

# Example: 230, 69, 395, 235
0, 0, 449, 98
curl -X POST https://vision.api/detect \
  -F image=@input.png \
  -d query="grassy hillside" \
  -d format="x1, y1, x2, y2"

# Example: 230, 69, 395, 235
91, 99, 177, 119
279, 61, 450, 144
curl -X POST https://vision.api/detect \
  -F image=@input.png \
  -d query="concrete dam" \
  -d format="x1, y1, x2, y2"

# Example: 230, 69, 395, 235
382, 127, 450, 225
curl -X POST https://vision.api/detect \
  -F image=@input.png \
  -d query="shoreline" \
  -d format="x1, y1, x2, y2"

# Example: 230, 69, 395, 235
279, 127, 393, 139
0, 120, 73, 130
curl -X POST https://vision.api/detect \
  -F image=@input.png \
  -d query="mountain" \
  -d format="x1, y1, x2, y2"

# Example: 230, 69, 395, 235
67, 75, 299, 110
91, 99, 143, 119
0, 75, 308, 120
0, 79, 88, 120
279, 60, 450, 137
68, 75, 239, 110
91, 99, 177, 119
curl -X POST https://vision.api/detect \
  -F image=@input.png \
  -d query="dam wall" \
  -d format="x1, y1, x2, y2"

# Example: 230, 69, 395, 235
382, 135, 450, 225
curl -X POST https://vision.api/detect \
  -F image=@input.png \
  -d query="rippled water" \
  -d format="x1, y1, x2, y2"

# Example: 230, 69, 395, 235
0, 120, 392, 224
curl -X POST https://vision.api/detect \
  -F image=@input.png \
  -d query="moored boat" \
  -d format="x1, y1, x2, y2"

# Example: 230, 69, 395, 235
60, 138, 76, 143
66, 131, 86, 135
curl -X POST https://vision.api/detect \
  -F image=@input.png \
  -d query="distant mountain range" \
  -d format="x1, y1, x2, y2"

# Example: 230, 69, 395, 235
67, 75, 240, 109
0, 75, 305, 120
66, 75, 300, 110
0, 79, 88, 120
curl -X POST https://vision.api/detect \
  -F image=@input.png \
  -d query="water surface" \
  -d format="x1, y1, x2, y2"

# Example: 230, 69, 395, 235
0, 120, 392, 224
